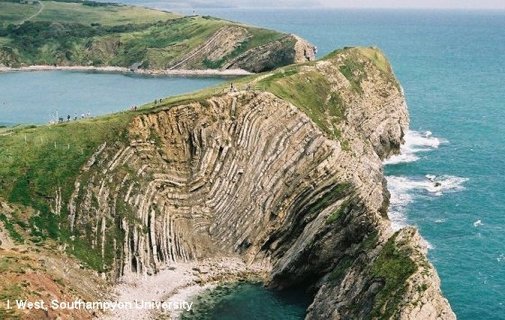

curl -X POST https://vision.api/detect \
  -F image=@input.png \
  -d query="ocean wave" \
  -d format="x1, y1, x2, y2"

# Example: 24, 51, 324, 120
383, 129, 464, 250
384, 130, 447, 165
473, 219, 483, 227
420, 237, 434, 250
386, 175, 468, 232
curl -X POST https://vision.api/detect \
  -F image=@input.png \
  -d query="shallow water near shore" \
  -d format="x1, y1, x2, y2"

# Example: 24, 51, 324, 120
181, 282, 310, 320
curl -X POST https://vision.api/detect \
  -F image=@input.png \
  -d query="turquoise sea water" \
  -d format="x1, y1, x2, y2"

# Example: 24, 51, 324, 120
1, 7, 505, 319
172, 9, 504, 319
0, 71, 224, 125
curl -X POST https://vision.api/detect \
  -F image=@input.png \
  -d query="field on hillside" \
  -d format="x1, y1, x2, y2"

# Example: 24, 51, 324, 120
0, 0, 179, 26
0, 0, 40, 25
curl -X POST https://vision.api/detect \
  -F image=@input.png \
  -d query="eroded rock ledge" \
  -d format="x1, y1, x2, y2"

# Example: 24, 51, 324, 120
10, 47, 453, 319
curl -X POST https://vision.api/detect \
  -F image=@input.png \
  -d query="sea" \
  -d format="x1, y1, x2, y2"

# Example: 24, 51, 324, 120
1, 7, 504, 320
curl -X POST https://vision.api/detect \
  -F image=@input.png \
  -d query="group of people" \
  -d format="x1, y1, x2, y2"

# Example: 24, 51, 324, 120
51, 112, 92, 124
128, 97, 163, 112
229, 83, 252, 93
129, 98, 163, 111
49, 96, 185, 125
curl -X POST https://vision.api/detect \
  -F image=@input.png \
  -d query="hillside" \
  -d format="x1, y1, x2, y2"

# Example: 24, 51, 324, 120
0, 47, 455, 319
0, 0, 315, 71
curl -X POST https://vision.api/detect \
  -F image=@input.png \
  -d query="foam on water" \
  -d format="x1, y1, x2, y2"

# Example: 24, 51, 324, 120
385, 131, 467, 236
386, 175, 468, 231
473, 220, 483, 227
384, 130, 447, 165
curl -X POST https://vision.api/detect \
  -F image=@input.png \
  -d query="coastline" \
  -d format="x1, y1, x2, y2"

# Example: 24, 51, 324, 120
0, 65, 252, 77
100, 258, 270, 320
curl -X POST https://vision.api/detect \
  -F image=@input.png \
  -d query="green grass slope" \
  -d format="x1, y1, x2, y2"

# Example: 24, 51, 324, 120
0, 114, 131, 269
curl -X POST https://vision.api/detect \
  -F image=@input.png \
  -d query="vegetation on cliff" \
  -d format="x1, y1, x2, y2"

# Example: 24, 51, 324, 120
0, 115, 131, 270
0, 201, 108, 320
370, 231, 418, 319
0, 0, 312, 71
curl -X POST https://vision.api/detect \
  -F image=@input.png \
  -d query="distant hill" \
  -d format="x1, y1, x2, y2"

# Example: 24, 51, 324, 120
0, 0, 316, 72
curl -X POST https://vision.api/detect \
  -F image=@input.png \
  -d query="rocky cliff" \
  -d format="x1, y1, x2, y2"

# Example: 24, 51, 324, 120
0, 47, 454, 319
222, 33, 315, 72
64, 48, 453, 319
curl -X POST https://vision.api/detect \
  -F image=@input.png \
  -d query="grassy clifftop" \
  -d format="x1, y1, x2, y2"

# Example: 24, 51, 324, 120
0, 0, 313, 71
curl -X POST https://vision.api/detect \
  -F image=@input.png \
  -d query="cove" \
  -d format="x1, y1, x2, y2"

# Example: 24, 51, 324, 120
182, 282, 311, 320
0, 71, 226, 126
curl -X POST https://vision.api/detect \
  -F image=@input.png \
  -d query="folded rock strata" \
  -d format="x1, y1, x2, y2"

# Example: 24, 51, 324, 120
54, 47, 454, 319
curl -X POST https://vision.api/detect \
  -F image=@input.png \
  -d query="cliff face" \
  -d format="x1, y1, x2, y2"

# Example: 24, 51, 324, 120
62, 48, 454, 319
166, 27, 315, 72
223, 34, 316, 72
